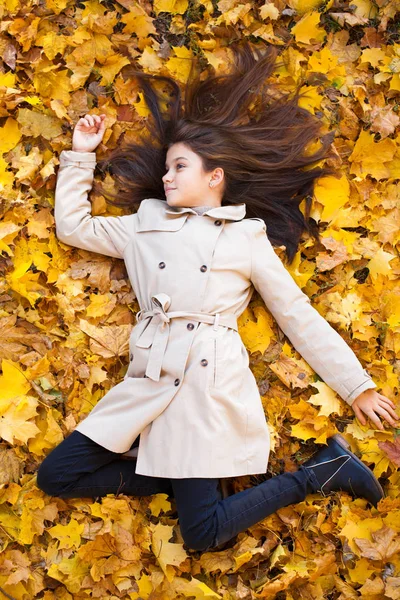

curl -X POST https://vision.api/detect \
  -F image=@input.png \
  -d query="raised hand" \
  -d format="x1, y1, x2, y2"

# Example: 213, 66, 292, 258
72, 113, 107, 153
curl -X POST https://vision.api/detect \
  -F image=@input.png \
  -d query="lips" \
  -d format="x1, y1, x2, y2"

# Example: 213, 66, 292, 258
165, 188, 176, 193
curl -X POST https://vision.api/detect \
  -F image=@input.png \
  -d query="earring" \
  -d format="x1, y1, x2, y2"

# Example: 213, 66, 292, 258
209, 181, 214, 188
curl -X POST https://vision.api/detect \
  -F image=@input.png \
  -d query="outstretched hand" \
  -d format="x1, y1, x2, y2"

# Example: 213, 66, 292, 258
72, 113, 107, 153
351, 389, 399, 430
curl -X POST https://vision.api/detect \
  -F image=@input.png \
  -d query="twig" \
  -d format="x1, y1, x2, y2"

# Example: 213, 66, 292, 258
0, 586, 17, 600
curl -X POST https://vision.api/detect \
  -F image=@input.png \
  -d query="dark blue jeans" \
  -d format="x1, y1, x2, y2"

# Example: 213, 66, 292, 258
36, 430, 319, 552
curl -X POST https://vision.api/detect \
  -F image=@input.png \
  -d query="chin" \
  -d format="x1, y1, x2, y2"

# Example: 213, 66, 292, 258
167, 198, 184, 207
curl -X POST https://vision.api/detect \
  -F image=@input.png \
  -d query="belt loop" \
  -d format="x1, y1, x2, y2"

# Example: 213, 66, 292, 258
213, 313, 220, 331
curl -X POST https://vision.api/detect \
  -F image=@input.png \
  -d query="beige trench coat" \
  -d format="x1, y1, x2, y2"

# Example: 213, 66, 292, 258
54, 150, 377, 478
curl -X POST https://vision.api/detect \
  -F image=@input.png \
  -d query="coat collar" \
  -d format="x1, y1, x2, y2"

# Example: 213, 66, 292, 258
136, 198, 246, 232
165, 201, 246, 221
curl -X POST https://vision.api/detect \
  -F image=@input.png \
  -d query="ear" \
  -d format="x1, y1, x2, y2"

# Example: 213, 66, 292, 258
212, 167, 224, 185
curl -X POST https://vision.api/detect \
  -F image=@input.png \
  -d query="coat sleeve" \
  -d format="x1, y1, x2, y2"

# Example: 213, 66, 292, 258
249, 220, 377, 407
54, 150, 133, 258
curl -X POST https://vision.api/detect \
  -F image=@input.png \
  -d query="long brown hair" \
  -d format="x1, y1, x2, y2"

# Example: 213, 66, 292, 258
94, 40, 338, 264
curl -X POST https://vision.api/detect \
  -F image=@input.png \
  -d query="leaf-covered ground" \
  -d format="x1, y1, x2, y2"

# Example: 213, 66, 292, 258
0, 0, 400, 598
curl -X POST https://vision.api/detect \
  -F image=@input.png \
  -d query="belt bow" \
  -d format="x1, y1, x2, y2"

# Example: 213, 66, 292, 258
134, 293, 238, 382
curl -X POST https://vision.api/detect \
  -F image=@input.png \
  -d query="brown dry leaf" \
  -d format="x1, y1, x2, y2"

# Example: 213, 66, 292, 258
354, 526, 400, 562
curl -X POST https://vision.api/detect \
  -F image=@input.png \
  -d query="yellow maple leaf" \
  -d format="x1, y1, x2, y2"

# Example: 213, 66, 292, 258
97, 54, 131, 86
339, 516, 384, 556
239, 306, 275, 355
48, 518, 85, 550
166, 46, 194, 84
17, 108, 63, 141
44, 0, 69, 15
0, 395, 40, 444
133, 91, 151, 118
47, 554, 90, 594
129, 572, 153, 599
153, 0, 189, 15
150, 522, 188, 582
358, 437, 392, 478
149, 493, 172, 517
313, 174, 350, 223
7, 259, 47, 308
0, 359, 31, 401
307, 381, 343, 417
291, 11, 326, 45
0, 72, 16, 86
348, 129, 397, 180
121, 8, 157, 37
85, 293, 116, 318
170, 575, 223, 598
0, 156, 14, 190
288, 0, 333, 15
0, 117, 22, 154
28, 407, 64, 456
36, 29, 68, 59
367, 247, 396, 281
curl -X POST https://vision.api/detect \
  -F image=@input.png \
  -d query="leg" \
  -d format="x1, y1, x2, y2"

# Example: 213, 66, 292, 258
36, 430, 173, 499
170, 466, 318, 552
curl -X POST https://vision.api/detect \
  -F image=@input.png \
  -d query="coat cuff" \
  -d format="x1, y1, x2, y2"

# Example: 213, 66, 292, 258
59, 150, 97, 168
344, 369, 377, 406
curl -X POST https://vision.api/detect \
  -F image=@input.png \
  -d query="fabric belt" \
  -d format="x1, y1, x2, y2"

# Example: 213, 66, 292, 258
134, 293, 238, 382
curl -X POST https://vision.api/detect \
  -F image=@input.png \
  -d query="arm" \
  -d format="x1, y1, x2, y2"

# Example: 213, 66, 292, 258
249, 220, 377, 407
54, 150, 133, 258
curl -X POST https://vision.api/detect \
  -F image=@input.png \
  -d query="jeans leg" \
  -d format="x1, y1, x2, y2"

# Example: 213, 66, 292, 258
170, 466, 319, 552
36, 430, 173, 499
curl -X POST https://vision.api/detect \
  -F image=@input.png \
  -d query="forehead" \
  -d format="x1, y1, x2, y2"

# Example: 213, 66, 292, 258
166, 143, 192, 161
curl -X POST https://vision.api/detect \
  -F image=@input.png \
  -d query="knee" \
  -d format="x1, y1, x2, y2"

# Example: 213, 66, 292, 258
179, 524, 216, 553
36, 459, 62, 497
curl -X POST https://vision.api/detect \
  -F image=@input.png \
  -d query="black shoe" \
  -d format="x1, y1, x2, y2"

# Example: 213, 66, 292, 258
302, 434, 384, 508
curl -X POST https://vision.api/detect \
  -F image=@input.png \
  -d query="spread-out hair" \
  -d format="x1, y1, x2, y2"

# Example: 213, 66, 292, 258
93, 40, 338, 264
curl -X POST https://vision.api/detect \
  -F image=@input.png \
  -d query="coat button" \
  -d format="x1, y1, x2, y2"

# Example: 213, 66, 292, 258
201, 359, 208, 366
200, 265, 207, 272
187, 323, 194, 330
130, 353, 133, 361
214, 220, 222, 226
174, 378, 180, 386
159, 262, 166, 269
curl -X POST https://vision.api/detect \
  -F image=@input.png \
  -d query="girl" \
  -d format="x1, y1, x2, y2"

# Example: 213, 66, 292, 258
37, 42, 398, 553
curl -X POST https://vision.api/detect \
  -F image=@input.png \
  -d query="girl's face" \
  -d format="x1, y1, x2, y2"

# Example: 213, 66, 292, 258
162, 143, 224, 208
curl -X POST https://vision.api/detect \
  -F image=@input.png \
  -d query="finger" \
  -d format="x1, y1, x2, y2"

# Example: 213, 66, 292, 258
93, 115, 103, 129
377, 402, 400, 423
86, 115, 95, 127
379, 395, 398, 412
381, 399, 400, 419
353, 408, 367, 426
78, 118, 90, 130
385, 405, 400, 421
379, 395, 396, 408
374, 405, 398, 427
368, 414, 384, 430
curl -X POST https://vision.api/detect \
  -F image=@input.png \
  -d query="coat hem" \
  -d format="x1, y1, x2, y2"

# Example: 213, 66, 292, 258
134, 467, 269, 478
